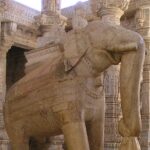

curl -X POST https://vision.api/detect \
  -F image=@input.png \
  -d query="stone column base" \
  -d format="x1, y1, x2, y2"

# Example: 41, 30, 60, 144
0, 140, 10, 150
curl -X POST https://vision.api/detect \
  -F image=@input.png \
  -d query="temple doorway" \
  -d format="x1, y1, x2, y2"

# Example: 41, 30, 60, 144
6, 46, 28, 90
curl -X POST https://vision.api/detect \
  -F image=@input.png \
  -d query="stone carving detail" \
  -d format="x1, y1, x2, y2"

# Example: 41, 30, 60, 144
39, 0, 62, 27
135, 8, 145, 29
42, 0, 61, 14
90, 0, 130, 17
1, 22, 16, 48
35, 0, 66, 35
3, 0, 39, 29
99, 0, 131, 25
72, 2, 88, 30
135, 6, 150, 37
0, 0, 8, 12
99, 0, 130, 11
35, 13, 60, 30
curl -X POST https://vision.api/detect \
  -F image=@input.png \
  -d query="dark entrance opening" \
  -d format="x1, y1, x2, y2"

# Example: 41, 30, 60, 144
6, 46, 28, 90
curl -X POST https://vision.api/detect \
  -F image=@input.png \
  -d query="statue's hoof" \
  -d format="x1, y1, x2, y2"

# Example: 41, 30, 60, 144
119, 137, 141, 150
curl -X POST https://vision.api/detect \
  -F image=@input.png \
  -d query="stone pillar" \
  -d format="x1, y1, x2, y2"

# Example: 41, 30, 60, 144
0, 47, 13, 150
98, 0, 130, 149
35, 0, 66, 48
0, 50, 8, 149
104, 67, 121, 149
72, 2, 88, 30
41, 0, 61, 15
36, 0, 59, 33
0, 1, 13, 149
135, 4, 150, 150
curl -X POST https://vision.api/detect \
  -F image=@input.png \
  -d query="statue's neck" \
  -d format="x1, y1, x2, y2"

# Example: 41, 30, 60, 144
74, 52, 98, 77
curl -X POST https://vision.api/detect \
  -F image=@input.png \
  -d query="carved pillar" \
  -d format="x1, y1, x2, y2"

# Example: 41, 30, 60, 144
36, 0, 62, 33
35, 0, 66, 48
41, 0, 61, 15
0, 49, 9, 150
0, 1, 13, 149
135, 4, 150, 150
99, 0, 130, 25
0, 21, 16, 150
72, 2, 88, 30
98, 0, 130, 149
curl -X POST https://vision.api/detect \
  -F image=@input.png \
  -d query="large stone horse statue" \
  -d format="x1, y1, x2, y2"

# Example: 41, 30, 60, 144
4, 20, 145, 150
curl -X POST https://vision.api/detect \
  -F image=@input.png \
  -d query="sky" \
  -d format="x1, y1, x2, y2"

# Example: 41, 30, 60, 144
14, 0, 88, 10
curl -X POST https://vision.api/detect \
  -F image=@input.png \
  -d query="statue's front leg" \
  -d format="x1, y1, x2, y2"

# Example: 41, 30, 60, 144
53, 101, 90, 150
86, 112, 105, 150
118, 42, 145, 150
10, 129, 29, 150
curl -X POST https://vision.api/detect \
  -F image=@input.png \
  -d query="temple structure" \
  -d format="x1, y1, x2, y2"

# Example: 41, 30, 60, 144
0, 0, 150, 149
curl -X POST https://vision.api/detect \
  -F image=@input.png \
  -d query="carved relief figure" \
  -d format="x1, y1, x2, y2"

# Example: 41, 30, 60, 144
4, 20, 145, 150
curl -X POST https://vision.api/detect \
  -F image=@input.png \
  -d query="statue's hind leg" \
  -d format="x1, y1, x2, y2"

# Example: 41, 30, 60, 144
118, 42, 145, 150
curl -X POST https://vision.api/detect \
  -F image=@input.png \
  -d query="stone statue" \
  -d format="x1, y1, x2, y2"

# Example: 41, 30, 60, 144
4, 19, 145, 150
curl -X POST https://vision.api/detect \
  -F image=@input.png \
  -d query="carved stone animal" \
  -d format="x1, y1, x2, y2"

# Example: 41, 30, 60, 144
4, 21, 145, 150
